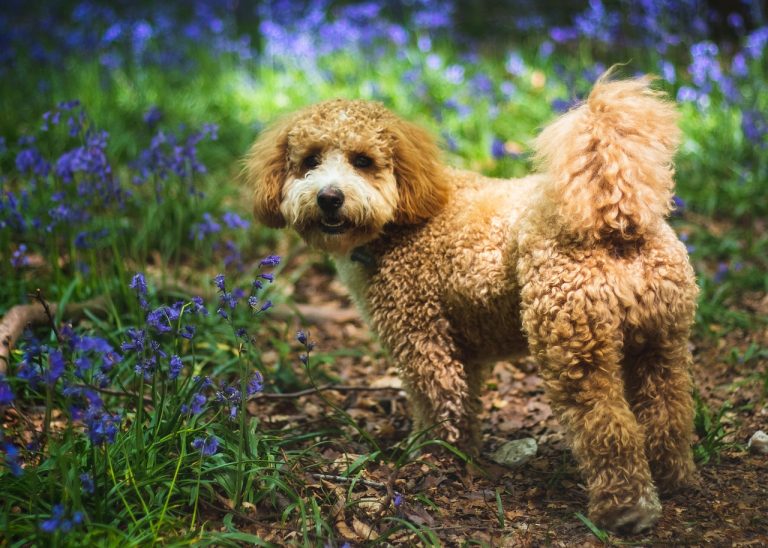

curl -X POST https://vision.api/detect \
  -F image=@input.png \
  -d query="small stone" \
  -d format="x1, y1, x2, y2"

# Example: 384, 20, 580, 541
490, 438, 538, 467
747, 430, 768, 454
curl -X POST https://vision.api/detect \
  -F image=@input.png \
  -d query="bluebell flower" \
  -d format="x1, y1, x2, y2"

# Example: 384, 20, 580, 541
213, 274, 226, 292
143, 106, 162, 127
3, 442, 23, 476
179, 325, 196, 340
221, 211, 249, 229
146, 305, 181, 333
259, 255, 281, 267
169, 355, 183, 380
15, 146, 51, 177
505, 51, 525, 76
10, 244, 29, 268
393, 493, 403, 507
191, 212, 222, 241
712, 262, 730, 283
247, 372, 263, 396
0, 375, 14, 405
129, 273, 148, 308
491, 138, 506, 160
444, 64, 465, 85
192, 436, 219, 457
41, 504, 83, 534
182, 393, 207, 415
46, 350, 66, 386
741, 110, 767, 144
80, 472, 95, 494
84, 409, 120, 445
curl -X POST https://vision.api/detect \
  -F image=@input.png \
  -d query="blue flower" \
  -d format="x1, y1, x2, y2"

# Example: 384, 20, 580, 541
192, 436, 219, 457
84, 409, 120, 445
0, 375, 14, 405
169, 355, 183, 380
46, 350, 66, 386
41, 504, 83, 534
221, 211, 249, 229
259, 255, 281, 267
129, 273, 148, 308
3, 442, 23, 476
247, 372, 263, 396
393, 493, 403, 507
213, 274, 226, 292
143, 106, 162, 127
11, 244, 29, 268
80, 472, 95, 494
191, 212, 222, 241
182, 392, 206, 415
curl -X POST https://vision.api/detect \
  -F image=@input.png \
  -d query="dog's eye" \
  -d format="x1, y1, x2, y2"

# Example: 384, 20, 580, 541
352, 154, 373, 169
302, 154, 320, 170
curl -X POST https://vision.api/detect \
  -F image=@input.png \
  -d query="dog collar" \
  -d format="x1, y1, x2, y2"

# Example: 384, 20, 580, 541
351, 246, 377, 269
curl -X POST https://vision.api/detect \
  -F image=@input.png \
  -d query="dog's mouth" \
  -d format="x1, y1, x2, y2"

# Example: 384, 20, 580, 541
319, 217, 351, 235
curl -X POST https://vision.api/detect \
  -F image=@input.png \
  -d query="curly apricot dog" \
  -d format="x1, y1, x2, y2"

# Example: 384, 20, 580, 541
244, 75, 698, 533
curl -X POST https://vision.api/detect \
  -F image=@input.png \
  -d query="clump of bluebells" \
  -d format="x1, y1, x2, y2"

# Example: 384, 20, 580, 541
2, 100, 220, 286
0, 255, 280, 540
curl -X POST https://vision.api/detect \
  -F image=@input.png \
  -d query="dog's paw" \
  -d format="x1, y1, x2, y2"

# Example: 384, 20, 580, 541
590, 489, 661, 535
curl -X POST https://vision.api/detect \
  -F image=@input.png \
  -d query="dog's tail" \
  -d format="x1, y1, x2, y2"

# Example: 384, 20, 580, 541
533, 74, 680, 242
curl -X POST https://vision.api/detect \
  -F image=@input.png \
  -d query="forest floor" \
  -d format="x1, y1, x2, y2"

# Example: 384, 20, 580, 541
227, 257, 768, 546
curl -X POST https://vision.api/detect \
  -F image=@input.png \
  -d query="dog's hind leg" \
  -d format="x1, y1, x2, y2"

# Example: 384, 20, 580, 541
624, 334, 697, 495
520, 266, 661, 533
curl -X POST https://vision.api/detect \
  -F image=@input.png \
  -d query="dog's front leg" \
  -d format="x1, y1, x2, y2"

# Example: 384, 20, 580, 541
376, 313, 475, 452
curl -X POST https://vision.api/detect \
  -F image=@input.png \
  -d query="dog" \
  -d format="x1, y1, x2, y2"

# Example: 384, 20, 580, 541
244, 75, 698, 533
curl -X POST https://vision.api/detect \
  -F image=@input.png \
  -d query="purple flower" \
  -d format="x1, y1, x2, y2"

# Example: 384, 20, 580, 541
143, 106, 162, 127
714, 262, 730, 283
191, 212, 221, 241
393, 493, 403, 507
11, 244, 29, 268
491, 138, 506, 160
46, 350, 66, 386
129, 273, 148, 308
85, 409, 120, 445
80, 472, 95, 494
169, 355, 183, 380
3, 442, 23, 476
0, 375, 14, 405
742, 110, 767, 144
40, 504, 83, 534
179, 325, 196, 340
213, 274, 226, 292
221, 211, 249, 229
247, 372, 263, 396
182, 393, 206, 415
259, 255, 281, 267
192, 436, 219, 457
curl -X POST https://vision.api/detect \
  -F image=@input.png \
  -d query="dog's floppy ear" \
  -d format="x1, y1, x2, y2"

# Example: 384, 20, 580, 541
243, 115, 294, 228
390, 119, 450, 224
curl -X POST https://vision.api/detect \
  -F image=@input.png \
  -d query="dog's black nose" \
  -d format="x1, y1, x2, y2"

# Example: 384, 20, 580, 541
317, 186, 345, 212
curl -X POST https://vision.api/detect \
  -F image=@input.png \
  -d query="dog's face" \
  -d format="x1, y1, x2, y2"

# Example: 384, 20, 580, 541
244, 100, 449, 254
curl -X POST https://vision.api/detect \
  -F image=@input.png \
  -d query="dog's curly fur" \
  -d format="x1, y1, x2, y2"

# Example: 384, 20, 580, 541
244, 75, 698, 533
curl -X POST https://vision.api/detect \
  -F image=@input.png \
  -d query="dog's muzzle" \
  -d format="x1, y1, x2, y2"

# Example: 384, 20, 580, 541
317, 186, 350, 234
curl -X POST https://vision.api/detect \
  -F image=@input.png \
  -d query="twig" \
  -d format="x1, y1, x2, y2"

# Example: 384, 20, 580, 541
250, 383, 403, 401
311, 472, 387, 490
0, 295, 109, 373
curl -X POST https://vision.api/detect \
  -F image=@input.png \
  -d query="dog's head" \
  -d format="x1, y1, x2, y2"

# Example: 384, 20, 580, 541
243, 99, 449, 254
